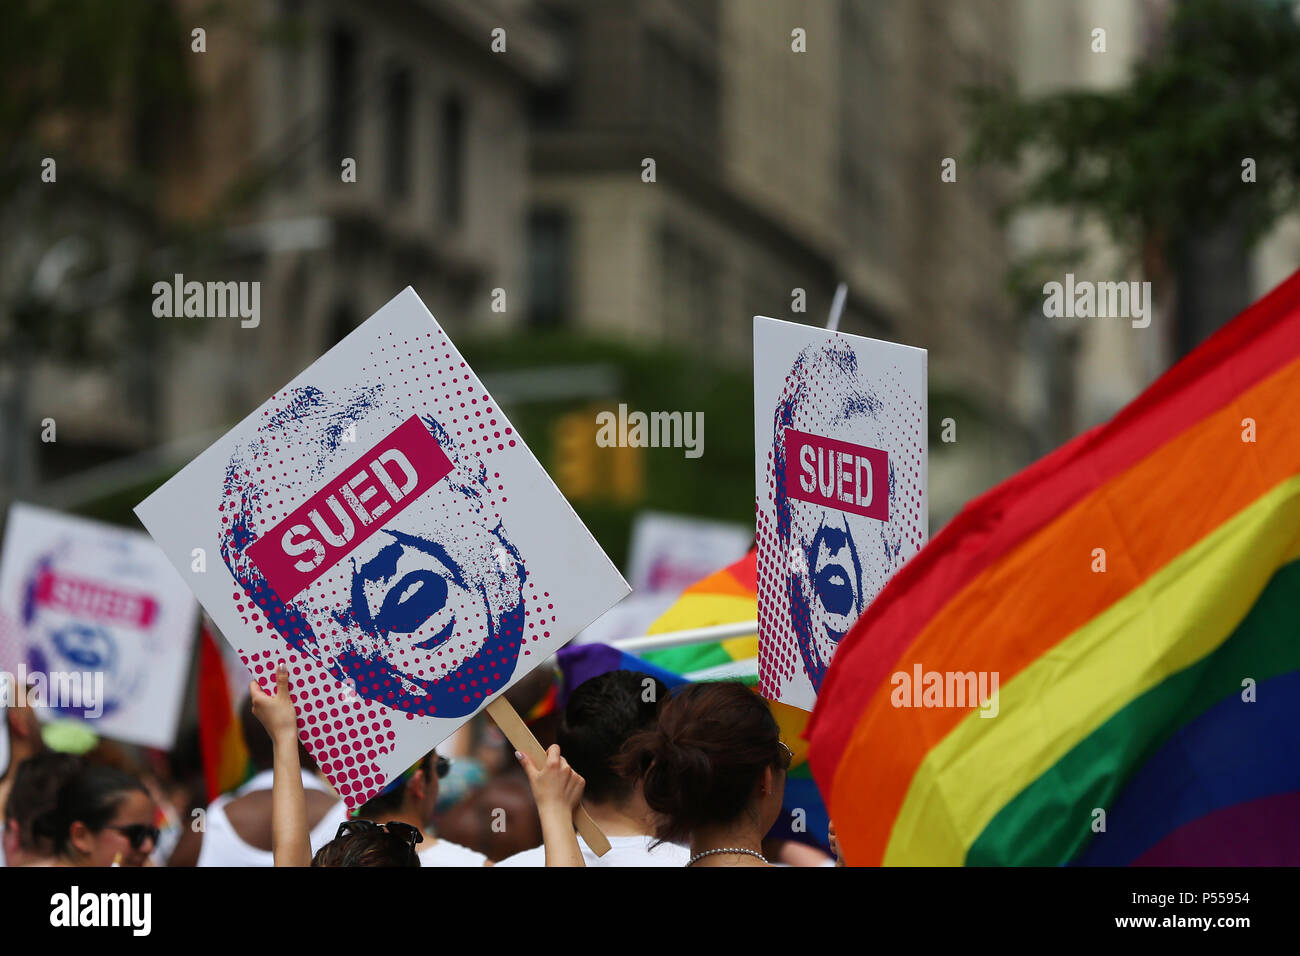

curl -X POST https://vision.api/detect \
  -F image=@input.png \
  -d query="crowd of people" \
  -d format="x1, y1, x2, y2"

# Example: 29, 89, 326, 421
1, 662, 840, 868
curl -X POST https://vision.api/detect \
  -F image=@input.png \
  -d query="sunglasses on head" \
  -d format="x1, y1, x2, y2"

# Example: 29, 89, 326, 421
335, 819, 424, 862
776, 740, 794, 771
106, 824, 160, 851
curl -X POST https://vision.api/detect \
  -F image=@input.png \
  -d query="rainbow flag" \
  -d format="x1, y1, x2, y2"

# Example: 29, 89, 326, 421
564, 552, 830, 851
197, 618, 252, 801
807, 268, 1300, 866
639, 550, 760, 681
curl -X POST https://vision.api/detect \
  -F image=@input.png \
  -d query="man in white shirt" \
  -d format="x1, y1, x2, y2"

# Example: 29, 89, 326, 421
496, 670, 689, 867
354, 750, 489, 867
170, 697, 344, 866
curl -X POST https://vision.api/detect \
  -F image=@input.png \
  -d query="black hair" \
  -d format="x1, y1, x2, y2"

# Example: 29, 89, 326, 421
239, 694, 275, 772
35, 763, 150, 856
615, 682, 784, 845
558, 669, 668, 804
356, 750, 442, 818
5, 752, 84, 854
312, 827, 422, 867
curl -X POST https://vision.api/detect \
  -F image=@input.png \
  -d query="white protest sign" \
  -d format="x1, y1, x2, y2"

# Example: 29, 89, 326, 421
0, 503, 199, 748
136, 287, 629, 808
753, 316, 927, 712
625, 512, 751, 596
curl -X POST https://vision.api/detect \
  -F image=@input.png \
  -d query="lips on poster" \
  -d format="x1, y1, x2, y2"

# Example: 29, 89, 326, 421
0, 503, 199, 749
136, 287, 630, 808
754, 316, 927, 712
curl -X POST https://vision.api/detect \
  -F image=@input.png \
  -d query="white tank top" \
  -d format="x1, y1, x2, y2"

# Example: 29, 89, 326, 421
195, 769, 346, 867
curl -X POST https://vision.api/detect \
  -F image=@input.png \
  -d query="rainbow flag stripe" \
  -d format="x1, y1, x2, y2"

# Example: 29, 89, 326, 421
639, 551, 760, 680
807, 268, 1300, 866
198, 619, 251, 802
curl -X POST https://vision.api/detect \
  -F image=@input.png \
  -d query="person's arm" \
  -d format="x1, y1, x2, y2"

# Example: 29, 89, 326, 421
167, 821, 202, 867
518, 745, 585, 867
249, 663, 312, 867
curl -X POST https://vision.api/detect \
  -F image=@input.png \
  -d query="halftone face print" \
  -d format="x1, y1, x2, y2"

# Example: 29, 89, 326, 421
771, 343, 899, 691
755, 319, 926, 711
219, 386, 527, 719
137, 289, 631, 808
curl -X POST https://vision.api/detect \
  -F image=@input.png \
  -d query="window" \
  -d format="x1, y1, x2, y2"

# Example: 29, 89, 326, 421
658, 221, 722, 344
325, 25, 358, 169
383, 64, 412, 200
440, 94, 466, 226
528, 209, 571, 327
277, 0, 305, 184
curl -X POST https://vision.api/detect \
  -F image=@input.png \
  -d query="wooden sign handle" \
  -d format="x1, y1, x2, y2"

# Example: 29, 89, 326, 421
485, 696, 611, 857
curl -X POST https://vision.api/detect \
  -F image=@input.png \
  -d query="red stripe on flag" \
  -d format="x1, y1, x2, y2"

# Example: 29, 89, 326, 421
197, 620, 247, 802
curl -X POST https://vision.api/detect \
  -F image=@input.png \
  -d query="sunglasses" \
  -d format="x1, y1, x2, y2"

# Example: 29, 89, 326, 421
106, 824, 160, 851
776, 740, 794, 771
335, 819, 424, 862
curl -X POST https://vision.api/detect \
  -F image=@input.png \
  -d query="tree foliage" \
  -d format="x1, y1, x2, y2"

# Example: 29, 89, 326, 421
967, 0, 1300, 256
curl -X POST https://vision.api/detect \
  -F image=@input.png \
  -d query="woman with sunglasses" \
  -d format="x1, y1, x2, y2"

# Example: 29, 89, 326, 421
614, 681, 791, 867
36, 763, 159, 867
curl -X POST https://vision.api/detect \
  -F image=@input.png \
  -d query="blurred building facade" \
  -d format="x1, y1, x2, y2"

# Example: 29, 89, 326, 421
526, 0, 1028, 524
15, 0, 563, 507
16, 0, 1274, 532
158, 0, 562, 439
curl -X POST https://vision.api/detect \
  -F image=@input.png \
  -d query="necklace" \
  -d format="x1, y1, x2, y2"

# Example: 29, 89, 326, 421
686, 847, 767, 866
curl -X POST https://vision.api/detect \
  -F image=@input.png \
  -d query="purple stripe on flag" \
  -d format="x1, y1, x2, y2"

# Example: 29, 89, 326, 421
1132, 790, 1300, 866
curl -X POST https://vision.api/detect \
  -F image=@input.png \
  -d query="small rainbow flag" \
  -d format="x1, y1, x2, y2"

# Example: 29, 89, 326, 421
808, 268, 1300, 866
197, 617, 251, 802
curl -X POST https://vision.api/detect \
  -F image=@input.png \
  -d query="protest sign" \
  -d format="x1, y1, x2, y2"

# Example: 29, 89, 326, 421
626, 511, 751, 597
0, 503, 199, 748
136, 287, 630, 809
753, 316, 927, 712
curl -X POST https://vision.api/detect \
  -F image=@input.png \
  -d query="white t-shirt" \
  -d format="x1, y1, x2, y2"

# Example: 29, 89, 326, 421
418, 838, 489, 867
196, 769, 344, 867
495, 834, 690, 867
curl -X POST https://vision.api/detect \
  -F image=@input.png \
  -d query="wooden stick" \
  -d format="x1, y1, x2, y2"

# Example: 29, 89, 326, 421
485, 696, 611, 857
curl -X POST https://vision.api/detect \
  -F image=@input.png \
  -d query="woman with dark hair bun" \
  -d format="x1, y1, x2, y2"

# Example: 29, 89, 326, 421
37, 763, 159, 867
615, 681, 791, 867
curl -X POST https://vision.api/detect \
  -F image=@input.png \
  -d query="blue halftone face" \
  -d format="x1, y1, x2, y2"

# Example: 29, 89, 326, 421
771, 340, 895, 692
220, 387, 527, 719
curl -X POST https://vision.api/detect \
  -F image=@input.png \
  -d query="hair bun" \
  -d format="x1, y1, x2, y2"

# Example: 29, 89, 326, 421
613, 682, 782, 845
